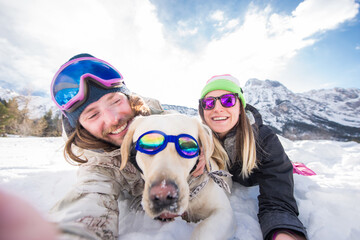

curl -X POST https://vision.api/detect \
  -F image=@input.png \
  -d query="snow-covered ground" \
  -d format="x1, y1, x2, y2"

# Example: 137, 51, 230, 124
0, 136, 359, 239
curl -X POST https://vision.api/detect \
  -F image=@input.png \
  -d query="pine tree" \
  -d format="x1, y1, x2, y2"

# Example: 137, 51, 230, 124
4, 97, 34, 136
1, 97, 63, 137
52, 111, 63, 136
0, 101, 13, 136
32, 117, 48, 136
3, 98, 20, 134
18, 97, 33, 136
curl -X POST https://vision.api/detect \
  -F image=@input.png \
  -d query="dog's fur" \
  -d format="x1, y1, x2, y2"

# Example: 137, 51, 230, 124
120, 114, 235, 240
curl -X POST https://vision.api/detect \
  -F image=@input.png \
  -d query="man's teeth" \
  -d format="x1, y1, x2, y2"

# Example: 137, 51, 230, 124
213, 117, 228, 121
111, 123, 127, 134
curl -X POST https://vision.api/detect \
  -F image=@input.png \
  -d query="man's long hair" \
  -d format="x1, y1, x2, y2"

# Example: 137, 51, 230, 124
64, 94, 151, 165
198, 100, 258, 178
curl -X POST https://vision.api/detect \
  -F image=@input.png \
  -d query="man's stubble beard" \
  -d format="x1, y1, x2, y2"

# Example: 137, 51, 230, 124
101, 112, 135, 147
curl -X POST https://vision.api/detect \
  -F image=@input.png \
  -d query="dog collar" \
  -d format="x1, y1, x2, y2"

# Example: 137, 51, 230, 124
188, 161, 232, 200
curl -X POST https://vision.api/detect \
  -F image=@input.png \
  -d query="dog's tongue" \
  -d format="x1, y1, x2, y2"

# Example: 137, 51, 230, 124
158, 212, 179, 220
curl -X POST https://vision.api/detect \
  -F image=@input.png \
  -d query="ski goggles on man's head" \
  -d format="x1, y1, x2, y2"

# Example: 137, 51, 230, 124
200, 93, 238, 110
51, 57, 124, 113
135, 130, 200, 159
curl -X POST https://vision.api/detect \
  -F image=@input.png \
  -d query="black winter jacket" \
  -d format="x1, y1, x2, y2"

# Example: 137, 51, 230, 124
222, 104, 308, 240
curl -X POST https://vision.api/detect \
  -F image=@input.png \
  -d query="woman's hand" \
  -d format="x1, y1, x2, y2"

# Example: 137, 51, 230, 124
0, 190, 58, 240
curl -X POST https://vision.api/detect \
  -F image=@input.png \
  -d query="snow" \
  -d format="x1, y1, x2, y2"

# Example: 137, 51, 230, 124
0, 136, 360, 239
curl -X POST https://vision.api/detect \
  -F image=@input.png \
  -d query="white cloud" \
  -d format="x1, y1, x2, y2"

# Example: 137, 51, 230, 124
176, 20, 198, 36
195, 0, 359, 94
0, 0, 180, 104
0, 0, 359, 108
291, 0, 359, 36
225, 19, 239, 29
210, 10, 224, 22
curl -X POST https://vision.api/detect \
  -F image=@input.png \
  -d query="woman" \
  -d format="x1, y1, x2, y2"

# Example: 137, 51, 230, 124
198, 74, 308, 240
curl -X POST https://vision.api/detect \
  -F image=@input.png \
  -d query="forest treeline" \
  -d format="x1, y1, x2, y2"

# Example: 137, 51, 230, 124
0, 97, 62, 137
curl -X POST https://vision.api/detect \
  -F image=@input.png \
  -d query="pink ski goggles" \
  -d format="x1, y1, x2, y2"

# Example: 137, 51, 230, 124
51, 57, 124, 113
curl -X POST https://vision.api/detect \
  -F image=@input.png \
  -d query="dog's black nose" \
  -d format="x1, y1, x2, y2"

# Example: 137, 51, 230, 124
149, 180, 179, 211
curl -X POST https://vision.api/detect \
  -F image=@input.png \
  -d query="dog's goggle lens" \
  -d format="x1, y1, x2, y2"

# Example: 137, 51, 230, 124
136, 131, 199, 159
178, 136, 199, 157
51, 57, 124, 112
200, 93, 238, 110
138, 132, 165, 152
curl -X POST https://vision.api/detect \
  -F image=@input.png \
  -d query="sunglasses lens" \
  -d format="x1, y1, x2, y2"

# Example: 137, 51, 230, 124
202, 97, 215, 110
178, 136, 199, 157
138, 133, 165, 153
220, 94, 236, 107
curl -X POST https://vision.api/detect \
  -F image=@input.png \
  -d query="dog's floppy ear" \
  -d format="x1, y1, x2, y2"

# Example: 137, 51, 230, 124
196, 120, 214, 172
120, 116, 144, 170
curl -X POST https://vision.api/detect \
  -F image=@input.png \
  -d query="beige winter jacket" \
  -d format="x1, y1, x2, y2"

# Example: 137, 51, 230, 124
49, 97, 166, 240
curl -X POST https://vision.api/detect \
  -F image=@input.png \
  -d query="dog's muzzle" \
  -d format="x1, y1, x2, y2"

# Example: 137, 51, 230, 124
149, 179, 179, 214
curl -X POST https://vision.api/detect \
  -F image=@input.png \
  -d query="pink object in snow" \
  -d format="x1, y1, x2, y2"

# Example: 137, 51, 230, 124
292, 162, 316, 176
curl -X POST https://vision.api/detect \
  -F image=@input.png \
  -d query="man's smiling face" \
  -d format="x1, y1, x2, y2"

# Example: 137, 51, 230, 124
79, 92, 135, 146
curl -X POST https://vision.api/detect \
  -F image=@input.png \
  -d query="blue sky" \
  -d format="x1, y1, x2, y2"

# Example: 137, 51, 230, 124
150, 0, 360, 91
0, 0, 359, 108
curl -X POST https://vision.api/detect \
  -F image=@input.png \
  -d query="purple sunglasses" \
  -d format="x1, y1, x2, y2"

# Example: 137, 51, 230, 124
200, 93, 239, 110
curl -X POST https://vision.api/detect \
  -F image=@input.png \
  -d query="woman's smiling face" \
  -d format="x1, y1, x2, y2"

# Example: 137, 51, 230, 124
203, 90, 240, 139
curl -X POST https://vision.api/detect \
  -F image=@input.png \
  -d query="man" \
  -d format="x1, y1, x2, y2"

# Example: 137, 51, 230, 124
0, 54, 205, 240
47, 53, 168, 239
0, 54, 155, 240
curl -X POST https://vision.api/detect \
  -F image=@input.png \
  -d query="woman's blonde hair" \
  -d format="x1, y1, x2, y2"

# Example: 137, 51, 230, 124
198, 99, 258, 178
63, 94, 151, 165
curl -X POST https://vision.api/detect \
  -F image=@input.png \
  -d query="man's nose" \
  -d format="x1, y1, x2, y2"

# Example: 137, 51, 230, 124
103, 108, 119, 125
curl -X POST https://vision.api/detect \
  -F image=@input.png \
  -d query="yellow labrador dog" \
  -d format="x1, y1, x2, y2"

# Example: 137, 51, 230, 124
120, 114, 235, 240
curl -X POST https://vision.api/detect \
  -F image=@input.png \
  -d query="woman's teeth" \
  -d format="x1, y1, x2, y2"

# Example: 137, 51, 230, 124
212, 117, 228, 121
111, 123, 127, 134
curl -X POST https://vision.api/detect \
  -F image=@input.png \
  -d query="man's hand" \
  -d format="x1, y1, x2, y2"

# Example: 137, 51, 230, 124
0, 190, 58, 240
192, 148, 206, 177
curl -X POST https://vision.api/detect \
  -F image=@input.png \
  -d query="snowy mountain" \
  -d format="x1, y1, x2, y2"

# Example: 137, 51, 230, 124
243, 79, 360, 141
162, 104, 198, 116
1, 81, 359, 141
0, 87, 19, 101
0, 86, 58, 119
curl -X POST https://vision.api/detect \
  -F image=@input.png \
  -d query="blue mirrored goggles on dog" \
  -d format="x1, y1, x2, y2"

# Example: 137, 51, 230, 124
135, 130, 200, 159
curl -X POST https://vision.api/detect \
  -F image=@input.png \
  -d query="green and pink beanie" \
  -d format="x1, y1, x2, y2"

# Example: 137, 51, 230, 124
200, 74, 246, 108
